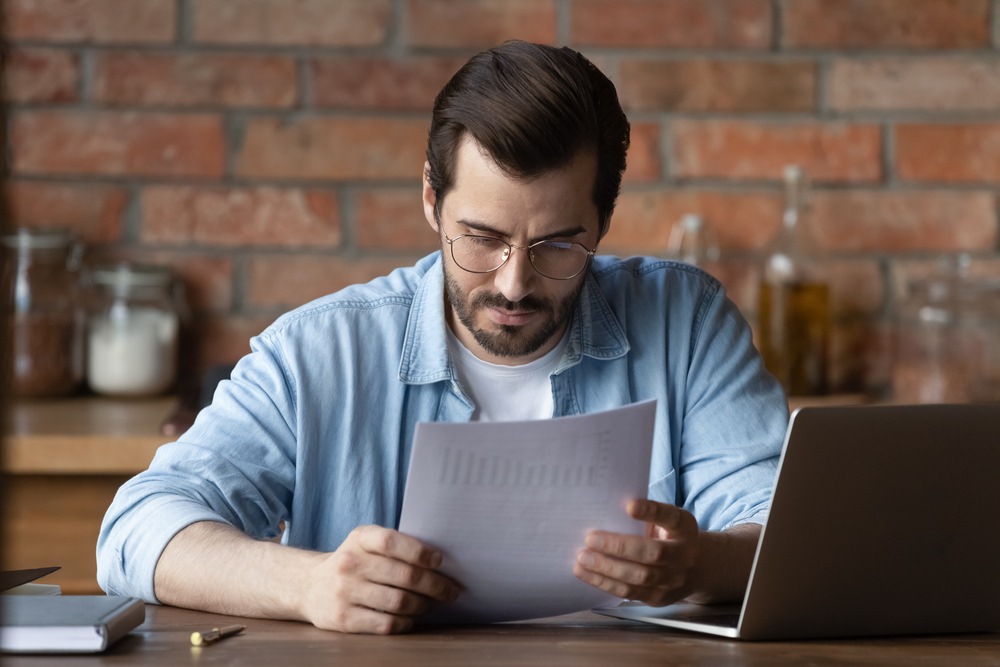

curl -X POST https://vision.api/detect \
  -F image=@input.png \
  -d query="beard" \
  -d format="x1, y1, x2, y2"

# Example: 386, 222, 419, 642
443, 267, 584, 360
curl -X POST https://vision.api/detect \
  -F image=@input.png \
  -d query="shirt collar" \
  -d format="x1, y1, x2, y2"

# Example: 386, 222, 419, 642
398, 253, 629, 385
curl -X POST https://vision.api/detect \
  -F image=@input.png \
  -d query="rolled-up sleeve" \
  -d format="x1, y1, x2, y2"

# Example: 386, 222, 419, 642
96, 332, 297, 602
678, 282, 788, 531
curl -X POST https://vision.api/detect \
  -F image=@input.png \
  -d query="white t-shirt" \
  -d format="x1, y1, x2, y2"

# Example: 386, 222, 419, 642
446, 328, 568, 422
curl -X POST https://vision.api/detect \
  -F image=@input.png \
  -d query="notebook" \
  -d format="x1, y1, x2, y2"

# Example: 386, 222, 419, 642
0, 595, 145, 653
594, 403, 1000, 640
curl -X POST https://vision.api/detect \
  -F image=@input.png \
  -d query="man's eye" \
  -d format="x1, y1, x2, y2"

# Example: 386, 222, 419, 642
468, 236, 502, 247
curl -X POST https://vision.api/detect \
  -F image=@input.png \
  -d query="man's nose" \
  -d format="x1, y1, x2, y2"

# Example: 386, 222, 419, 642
493, 246, 536, 304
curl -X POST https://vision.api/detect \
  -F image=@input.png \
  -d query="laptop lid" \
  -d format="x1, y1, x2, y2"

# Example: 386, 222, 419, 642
596, 404, 1000, 640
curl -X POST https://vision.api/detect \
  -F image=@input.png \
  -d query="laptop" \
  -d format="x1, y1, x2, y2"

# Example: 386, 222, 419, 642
594, 403, 1000, 640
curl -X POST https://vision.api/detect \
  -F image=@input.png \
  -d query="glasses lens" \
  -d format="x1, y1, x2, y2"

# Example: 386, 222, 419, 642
451, 236, 508, 273
530, 242, 590, 279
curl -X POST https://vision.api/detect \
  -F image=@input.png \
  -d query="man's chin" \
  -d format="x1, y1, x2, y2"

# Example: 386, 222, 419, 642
470, 322, 554, 360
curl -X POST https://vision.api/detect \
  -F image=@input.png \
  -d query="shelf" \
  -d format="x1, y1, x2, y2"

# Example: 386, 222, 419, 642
3, 396, 177, 475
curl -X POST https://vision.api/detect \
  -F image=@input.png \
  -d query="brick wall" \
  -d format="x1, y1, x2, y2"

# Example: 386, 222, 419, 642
4, 0, 1000, 392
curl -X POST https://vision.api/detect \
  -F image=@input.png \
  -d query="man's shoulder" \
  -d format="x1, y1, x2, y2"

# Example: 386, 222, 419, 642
265, 253, 439, 334
590, 255, 722, 296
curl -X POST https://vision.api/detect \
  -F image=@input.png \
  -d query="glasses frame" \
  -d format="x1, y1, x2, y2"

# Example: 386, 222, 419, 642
444, 233, 597, 280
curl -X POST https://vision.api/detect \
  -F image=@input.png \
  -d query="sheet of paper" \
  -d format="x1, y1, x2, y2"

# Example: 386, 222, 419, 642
399, 399, 655, 624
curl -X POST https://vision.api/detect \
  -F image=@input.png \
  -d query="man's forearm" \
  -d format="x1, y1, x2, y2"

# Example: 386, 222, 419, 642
154, 520, 321, 622
685, 523, 762, 605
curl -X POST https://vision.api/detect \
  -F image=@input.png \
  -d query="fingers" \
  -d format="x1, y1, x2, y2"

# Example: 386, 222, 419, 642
337, 549, 460, 604
581, 532, 693, 574
333, 605, 417, 635
573, 501, 700, 607
627, 499, 698, 538
354, 524, 444, 569
305, 526, 461, 634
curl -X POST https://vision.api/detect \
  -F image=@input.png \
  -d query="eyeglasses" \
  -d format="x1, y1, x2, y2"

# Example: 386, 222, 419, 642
444, 234, 596, 280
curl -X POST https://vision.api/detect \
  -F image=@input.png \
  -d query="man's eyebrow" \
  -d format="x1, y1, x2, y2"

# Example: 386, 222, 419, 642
456, 218, 587, 242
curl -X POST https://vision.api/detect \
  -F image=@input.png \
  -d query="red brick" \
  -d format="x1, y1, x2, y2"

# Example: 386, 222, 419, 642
623, 122, 662, 183
406, 0, 557, 47
193, 315, 277, 370
619, 59, 815, 113
672, 120, 882, 182
896, 123, 1000, 183
5, 0, 175, 43
607, 189, 784, 255
141, 186, 340, 248
4, 49, 80, 103
783, 0, 990, 49
237, 116, 428, 181
5, 181, 127, 243
94, 52, 296, 108
152, 255, 235, 315
355, 187, 439, 252
84, 249, 235, 314
310, 57, 465, 110
572, 0, 771, 48
193, 0, 390, 46
810, 190, 997, 252
828, 58, 1000, 111
11, 111, 225, 178
246, 255, 408, 309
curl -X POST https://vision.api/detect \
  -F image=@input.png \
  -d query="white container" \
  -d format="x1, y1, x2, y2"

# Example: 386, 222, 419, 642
87, 264, 180, 397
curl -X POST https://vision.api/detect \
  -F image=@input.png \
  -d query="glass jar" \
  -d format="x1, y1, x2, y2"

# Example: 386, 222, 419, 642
86, 263, 180, 397
1, 228, 85, 397
892, 276, 1000, 404
964, 281, 1000, 403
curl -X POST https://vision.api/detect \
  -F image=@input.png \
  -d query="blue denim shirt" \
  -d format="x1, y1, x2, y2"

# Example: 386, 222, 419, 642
97, 253, 788, 602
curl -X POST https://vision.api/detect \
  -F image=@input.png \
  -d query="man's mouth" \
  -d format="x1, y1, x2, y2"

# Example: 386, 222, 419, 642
486, 306, 538, 327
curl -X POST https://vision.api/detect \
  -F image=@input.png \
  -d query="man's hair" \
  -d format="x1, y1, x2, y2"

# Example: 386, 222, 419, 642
425, 41, 630, 235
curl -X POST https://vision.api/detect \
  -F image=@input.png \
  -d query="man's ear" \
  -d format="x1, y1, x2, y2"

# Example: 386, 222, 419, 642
422, 162, 439, 233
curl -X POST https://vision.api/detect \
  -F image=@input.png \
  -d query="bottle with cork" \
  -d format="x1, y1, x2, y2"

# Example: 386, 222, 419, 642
757, 165, 831, 396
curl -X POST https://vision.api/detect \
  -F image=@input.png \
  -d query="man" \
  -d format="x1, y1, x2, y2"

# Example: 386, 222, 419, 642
98, 41, 787, 635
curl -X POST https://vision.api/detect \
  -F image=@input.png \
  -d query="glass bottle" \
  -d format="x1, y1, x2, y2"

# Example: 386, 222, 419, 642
757, 166, 831, 396
86, 263, 180, 397
666, 213, 720, 267
0, 228, 85, 397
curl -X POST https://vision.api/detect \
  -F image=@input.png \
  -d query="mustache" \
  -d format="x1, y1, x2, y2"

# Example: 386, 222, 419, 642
471, 292, 550, 312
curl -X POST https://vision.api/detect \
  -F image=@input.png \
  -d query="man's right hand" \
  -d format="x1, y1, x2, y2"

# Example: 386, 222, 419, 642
302, 525, 461, 634
153, 521, 460, 636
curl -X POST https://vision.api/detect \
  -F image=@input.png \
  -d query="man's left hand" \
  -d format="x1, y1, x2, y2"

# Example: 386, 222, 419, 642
573, 499, 700, 607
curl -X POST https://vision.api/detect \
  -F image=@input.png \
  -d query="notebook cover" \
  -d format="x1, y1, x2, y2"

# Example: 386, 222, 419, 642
0, 595, 145, 653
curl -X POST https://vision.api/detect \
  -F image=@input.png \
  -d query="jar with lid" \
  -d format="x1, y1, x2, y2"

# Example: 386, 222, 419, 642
1, 228, 85, 397
892, 272, 1000, 404
86, 263, 180, 397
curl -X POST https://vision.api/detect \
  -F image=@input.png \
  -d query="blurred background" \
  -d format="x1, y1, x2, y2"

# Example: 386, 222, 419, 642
4, 0, 1000, 396
1, 0, 1000, 597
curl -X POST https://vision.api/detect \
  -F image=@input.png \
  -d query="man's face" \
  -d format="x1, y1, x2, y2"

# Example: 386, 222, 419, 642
423, 136, 602, 366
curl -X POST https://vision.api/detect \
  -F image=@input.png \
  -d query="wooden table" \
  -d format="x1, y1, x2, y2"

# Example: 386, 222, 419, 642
1, 397, 176, 593
4, 604, 999, 666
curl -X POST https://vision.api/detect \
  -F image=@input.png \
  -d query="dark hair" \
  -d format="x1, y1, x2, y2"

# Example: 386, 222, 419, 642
425, 41, 630, 235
